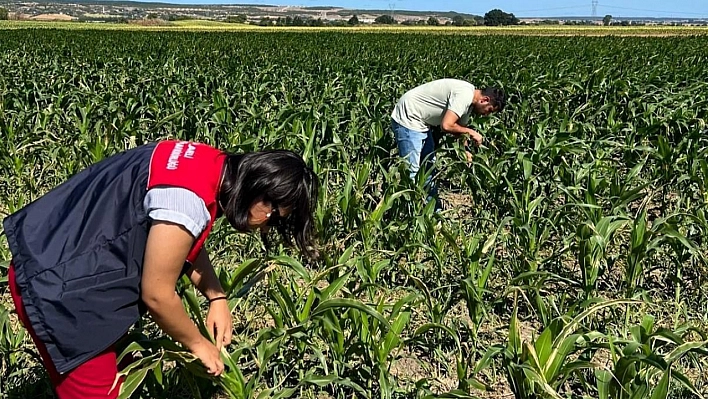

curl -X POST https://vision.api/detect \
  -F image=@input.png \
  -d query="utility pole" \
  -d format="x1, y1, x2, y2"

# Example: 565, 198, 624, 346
591, 0, 598, 17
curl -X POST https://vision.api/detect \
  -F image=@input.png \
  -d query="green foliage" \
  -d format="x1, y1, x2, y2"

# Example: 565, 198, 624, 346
484, 9, 519, 26
226, 14, 247, 24
374, 14, 396, 25
597, 315, 708, 399
483, 299, 638, 399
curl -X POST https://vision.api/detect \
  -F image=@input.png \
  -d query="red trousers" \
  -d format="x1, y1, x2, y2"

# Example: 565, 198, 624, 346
8, 264, 123, 398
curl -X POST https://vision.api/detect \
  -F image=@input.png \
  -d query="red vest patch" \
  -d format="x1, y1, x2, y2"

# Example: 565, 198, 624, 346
147, 140, 226, 263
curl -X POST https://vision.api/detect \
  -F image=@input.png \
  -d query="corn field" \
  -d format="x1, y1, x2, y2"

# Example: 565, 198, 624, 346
1, 30, 708, 399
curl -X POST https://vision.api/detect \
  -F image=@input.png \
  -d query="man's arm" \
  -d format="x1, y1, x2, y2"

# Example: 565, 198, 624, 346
440, 109, 484, 146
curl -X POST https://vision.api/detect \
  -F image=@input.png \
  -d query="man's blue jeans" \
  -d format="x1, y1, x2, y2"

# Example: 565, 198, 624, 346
392, 120, 441, 210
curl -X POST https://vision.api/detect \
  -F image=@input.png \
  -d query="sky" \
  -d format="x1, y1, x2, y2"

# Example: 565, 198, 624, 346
154, 0, 708, 18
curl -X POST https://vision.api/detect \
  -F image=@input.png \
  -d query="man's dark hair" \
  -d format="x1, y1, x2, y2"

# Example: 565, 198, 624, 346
219, 150, 319, 258
481, 87, 506, 112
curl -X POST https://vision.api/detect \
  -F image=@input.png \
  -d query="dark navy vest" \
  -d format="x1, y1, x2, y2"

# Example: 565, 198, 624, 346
4, 144, 156, 374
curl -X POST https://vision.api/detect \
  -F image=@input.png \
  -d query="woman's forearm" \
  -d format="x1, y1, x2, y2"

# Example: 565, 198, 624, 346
143, 291, 208, 349
142, 221, 209, 349
189, 249, 226, 300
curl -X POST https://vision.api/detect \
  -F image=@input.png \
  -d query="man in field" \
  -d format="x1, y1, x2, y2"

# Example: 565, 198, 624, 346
391, 78, 505, 211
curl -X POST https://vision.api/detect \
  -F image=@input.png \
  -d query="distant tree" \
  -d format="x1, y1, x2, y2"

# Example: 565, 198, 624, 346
452, 15, 465, 26
427, 16, 440, 26
484, 9, 519, 26
309, 18, 324, 27
168, 14, 191, 21
348, 14, 359, 25
258, 17, 272, 26
603, 14, 612, 25
374, 14, 396, 24
290, 16, 303, 26
416, 19, 426, 25
0, 7, 8, 20
226, 14, 247, 23
571, 20, 593, 25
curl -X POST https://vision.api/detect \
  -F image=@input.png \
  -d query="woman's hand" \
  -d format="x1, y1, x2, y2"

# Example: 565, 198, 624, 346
206, 298, 233, 350
190, 339, 225, 376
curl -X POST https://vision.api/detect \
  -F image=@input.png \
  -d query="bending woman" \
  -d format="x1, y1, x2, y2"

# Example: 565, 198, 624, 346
3, 140, 319, 398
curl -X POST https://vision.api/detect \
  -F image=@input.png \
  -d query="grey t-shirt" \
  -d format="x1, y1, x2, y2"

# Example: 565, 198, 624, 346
391, 79, 475, 132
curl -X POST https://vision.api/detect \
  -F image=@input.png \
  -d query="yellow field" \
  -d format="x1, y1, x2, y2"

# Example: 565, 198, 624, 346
1, 19, 708, 35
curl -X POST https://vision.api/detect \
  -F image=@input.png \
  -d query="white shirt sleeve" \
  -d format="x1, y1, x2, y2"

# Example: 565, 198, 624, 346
143, 187, 211, 238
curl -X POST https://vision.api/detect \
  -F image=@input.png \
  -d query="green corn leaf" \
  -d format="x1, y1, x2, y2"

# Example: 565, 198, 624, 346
595, 369, 612, 399
269, 255, 311, 283
117, 367, 150, 399
225, 258, 263, 295
311, 298, 390, 330
649, 369, 670, 399
669, 368, 705, 399
666, 340, 708, 364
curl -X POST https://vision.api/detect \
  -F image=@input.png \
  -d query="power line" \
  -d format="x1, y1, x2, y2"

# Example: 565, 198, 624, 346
599, 5, 707, 17
591, 0, 598, 17
510, 4, 588, 13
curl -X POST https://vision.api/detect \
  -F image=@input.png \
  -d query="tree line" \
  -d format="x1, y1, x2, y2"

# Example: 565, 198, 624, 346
370, 9, 519, 26
4, 7, 704, 27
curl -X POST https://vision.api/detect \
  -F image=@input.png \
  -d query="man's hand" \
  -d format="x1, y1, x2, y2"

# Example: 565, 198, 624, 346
441, 110, 484, 147
468, 129, 484, 146
190, 339, 225, 376
206, 299, 233, 350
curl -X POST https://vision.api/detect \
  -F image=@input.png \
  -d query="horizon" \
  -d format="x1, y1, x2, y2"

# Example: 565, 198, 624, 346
111, 0, 708, 18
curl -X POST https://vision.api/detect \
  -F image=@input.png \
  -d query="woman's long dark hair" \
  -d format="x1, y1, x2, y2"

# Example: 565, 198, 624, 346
219, 150, 319, 258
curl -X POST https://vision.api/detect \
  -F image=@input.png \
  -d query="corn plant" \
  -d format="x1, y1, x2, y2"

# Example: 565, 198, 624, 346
596, 315, 708, 399
482, 299, 639, 399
